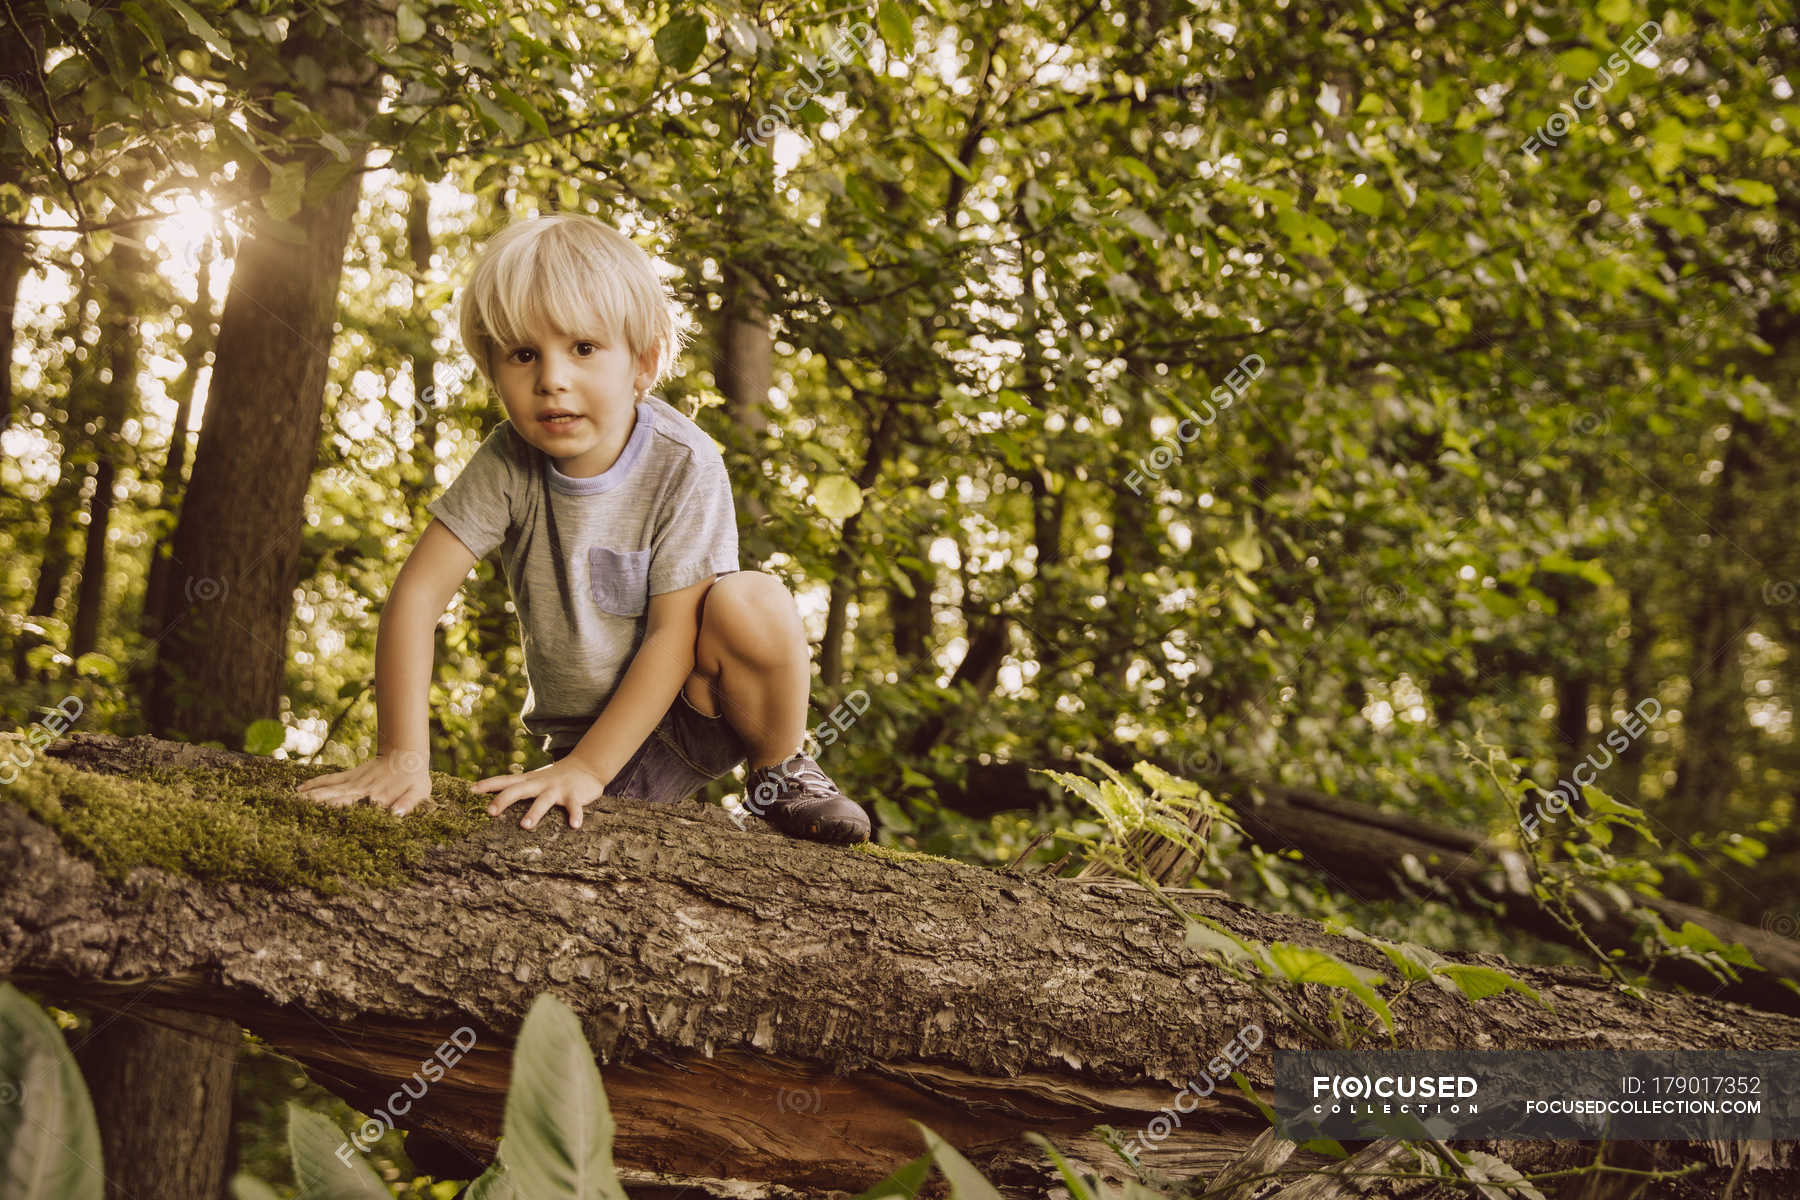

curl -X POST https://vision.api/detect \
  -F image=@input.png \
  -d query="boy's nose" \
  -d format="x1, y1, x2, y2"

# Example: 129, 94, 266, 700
536, 360, 570, 392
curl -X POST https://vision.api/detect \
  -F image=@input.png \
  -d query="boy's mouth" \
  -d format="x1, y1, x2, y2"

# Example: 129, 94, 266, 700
539, 411, 584, 431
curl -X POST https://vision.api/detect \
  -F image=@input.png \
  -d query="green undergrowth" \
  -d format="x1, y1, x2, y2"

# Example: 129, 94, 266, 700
2, 736, 489, 895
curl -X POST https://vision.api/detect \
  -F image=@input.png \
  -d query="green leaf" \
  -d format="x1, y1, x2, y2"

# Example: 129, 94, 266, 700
161, 0, 236, 59
1459, 1149, 1549, 1199
1663, 921, 1759, 968
912, 1123, 1003, 1200
493, 83, 551, 138
876, 2, 915, 58
1227, 519, 1264, 571
1340, 183, 1384, 217
1732, 179, 1776, 206
263, 160, 308, 222
1275, 207, 1337, 255
501, 993, 627, 1199
1536, 550, 1613, 587
1265, 943, 1394, 1032
71, 651, 117, 681
288, 1105, 389, 1199
243, 718, 285, 756
121, 2, 170, 60
814, 475, 863, 520
396, 4, 425, 43
1113, 156, 1159, 188
798, 441, 844, 473
1432, 964, 1545, 1006
1371, 940, 1441, 982
0, 983, 105, 1200
1023, 1134, 1100, 1200
470, 90, 522, 139
1182, 913, 1264, 969
1580, 788, 1658, 845
654, 14, 708, 72
0, 83, 50, 158
850, 1151, 933, 1200
463, 1161, 519, 1200
872, 796, 915, 832
1554, 49, 1601, 80
229, 1175, 284, 1200
918, 136, 975, 182
1597, 0, 1632, 22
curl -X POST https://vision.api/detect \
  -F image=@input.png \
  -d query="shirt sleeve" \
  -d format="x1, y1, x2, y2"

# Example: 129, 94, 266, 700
425, 421, 521, 560
648, 449, 740, 594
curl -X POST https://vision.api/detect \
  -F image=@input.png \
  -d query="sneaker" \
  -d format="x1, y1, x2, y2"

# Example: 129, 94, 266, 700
743, 753, 870, 844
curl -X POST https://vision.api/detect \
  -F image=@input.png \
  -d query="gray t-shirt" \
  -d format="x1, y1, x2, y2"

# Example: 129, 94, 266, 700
425, 396, 739, 754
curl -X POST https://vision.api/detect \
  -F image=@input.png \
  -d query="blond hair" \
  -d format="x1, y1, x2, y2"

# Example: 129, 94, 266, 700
457, 213, 693, 392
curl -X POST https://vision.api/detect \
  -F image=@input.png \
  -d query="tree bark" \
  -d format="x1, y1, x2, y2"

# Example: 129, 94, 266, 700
146, 120, 371, 745
5, 732, 1797, 1198
1667, 414, 1757, 836
71, 1006, 239, 1200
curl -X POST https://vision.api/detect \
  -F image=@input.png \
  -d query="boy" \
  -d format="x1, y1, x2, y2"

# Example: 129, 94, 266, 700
298, 213, 869, 845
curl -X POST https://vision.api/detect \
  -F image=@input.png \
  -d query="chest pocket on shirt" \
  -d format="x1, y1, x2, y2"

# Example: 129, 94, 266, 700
588, 546, 650, 617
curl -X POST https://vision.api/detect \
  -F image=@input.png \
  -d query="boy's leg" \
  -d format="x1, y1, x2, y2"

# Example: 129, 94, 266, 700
685, 571, 869, 843
683, 570, 810, 766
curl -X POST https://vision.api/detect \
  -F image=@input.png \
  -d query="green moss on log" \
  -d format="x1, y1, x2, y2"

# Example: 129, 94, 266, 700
2, 736, 488, 895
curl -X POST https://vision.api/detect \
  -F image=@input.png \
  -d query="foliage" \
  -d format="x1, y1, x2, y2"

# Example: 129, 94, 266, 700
1463, 735, 1768, 997
0, 983, 104, 1200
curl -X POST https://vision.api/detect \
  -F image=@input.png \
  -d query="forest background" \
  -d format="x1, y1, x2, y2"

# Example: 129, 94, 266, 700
1, 0, 1797, 1189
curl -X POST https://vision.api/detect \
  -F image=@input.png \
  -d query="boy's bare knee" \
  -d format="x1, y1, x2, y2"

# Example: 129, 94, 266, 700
702, 571, 803, 664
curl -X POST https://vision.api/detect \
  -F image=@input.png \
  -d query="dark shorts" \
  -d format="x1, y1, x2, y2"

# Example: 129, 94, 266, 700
549, 685, 749, 805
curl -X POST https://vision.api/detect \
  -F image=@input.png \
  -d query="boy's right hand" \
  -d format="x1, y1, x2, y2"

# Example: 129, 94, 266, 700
298, 750, 432, 816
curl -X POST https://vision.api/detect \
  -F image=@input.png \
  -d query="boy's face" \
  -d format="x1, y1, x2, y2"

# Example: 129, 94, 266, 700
490, 318, 654, 478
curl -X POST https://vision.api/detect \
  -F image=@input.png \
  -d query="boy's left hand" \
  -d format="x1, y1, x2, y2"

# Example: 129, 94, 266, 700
474, 758, 611, 830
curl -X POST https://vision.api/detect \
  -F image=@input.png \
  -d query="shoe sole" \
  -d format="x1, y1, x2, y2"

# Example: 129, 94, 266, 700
779, 817, 869, 844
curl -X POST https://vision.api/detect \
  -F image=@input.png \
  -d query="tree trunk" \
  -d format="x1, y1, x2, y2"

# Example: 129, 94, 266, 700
146, 134, 370, 745
71, 1007, 239, 1200
71, 231, 149, 660
1666, 415, 1757, 836
6, 733, 1798, 1199
710, 247, 772, 529
403, 178, 441, 517
139, 234, 216, 643
889, 534, 935, 661
12, 260, 103, 680
0, 225, 25, 429
0, 6, 46, 427
13, 463, 86, 681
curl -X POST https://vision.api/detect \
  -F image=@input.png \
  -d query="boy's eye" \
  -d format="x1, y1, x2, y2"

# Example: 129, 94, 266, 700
573, 341, 598, 356
506, 347, 536, 364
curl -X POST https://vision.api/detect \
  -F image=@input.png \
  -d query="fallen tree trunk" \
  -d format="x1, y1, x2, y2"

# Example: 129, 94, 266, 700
947, 761, 1800, 1016
3, 734, 1797, 1198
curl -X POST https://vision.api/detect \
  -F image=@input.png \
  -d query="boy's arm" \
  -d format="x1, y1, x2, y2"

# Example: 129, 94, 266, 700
298, 519, 475, 811
377, 518, 479, 755
563, 576, 714, 786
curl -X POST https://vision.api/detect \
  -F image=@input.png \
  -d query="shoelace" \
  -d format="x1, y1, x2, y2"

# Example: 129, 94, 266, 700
756, 757, 839, 802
